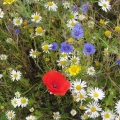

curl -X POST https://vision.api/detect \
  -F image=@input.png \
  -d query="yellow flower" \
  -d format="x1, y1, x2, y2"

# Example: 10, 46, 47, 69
100, 19, 108, 25
115, 26, 120, 32
68, 65, 81, 76
104, 30, 111, 38
3, 0, 15, 4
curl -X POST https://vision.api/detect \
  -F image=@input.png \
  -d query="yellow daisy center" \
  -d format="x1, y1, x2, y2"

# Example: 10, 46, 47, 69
79, 105, 84, 110
13, 100, 17, 104
103, 4, 107, 7
71, 22, 75, 26
14, 74, 18, 78
91, 107, 96, 112
79, 93, 84, 98
76, 85, 81, 90
32, 51, 36, 55
34, 15, 39, 21
53, 114, 58, 118
43, 45, 49, 51
36, 27, 43, 34
15, 19, 20, 24
21, 98, 26, 104
8, 113, 13, 117
89, 69, 93, 73
72, 58, 77, 63
93, 92, 99, 97
48, 2, 53, 6
84, 114, 88, 119
104, 113, 110, 118
60, 60, 66, 65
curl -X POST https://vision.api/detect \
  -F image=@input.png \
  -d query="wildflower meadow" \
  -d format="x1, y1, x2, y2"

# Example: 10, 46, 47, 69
0, 0, 120, 119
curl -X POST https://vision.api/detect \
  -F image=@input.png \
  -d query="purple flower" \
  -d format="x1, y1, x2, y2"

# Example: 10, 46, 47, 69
72, 5, 78, 12
14, 28, 21, 34
116, 59, 120, 66
81, 3, 90, 13
71, 23, 84, 39
83, 43, 95, 55
50, 42, 58, 51
60, 42, 73, 53
6, 25, 12, 30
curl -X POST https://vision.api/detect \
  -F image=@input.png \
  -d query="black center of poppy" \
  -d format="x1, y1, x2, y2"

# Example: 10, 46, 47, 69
53, 84, 57, 88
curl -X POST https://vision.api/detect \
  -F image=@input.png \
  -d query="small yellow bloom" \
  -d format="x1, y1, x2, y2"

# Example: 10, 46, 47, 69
67, 38, 74, 44
3, 0, 15, 4
29, 28, 34, 33
104, 30, 111, 38
23, 20, 28, 26
95, 61, 100, 66
115, 26, 120, 32
79, 105, 84, 110
45, 58, 50, 62
68, 65, 81, 76
100, 19, 108, 25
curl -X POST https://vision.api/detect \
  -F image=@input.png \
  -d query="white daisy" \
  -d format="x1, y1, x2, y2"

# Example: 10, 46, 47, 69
115, 100, 120, 115
57, 57, 68, 68
87, 66, 95, 76
70, 109, 77, 116
53, 111, 61, 120
45, 1, 58, 11
66, 19, 78, 29
98, 0, 111, 12
59, 53, 69, 59
81, 113, 89, 120
13, 17, 23, 26
31, 12, 42, 23
18, 97, 28, 108
76, 89, 87, 102
11, 97, 19, 108
26, 115, 36, 120
103, 48, 109, 55
69, 11, 78, 20
70, 56, 80, 64
70, 79, 87, 93
0, 8, 4, 18
29, 49, 37, 58
88, 87, 105, 101
62, 1, 70, 9
29, 107, 34, 112
85, 102, 102, 119
0, 54, 7, 60
10, 70, 22, 81
6, 110, 16, 120
6, 38, 13, 44
35, 27, 44, 36
15, 91, 20, 98
88, 21, 95, 28
42, 44, 52, 53
101, 110, 115, 120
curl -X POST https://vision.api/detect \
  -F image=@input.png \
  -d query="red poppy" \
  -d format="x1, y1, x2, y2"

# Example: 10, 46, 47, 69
42, 70, 70, 96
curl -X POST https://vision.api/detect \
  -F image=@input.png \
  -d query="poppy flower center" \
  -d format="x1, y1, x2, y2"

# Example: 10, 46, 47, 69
53, 83, 57, 88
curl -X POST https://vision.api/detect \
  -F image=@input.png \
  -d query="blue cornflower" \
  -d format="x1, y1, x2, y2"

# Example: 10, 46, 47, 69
14, 28, 21, 34
71, 23, 84, 39
116, 59, 120, 66
49, 42, 58, 51
81, 3, 90, 13
60, 42, 73, 53
83, 43, 95, 55
72, 5, 78, 12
